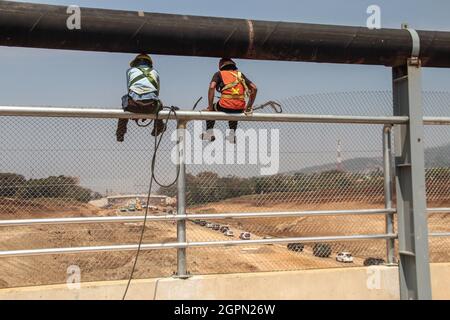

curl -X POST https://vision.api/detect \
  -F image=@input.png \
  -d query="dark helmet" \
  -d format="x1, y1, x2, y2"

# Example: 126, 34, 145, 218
130, 54, 153, 68
219, 58, 236, 70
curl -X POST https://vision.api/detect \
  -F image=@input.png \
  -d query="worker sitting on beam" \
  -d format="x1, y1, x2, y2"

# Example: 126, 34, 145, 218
201, 58, 258, 144
116, 54, 166, 142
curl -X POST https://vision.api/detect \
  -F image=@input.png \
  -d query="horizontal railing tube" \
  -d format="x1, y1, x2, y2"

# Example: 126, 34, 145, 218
0, 106, 409, 124
423, 117, 450, 125
429, 232, 450, 237
0, 234, 396, 258
427, 208, 450, 213
4, 107, 450, 125
0, 209, 396, 227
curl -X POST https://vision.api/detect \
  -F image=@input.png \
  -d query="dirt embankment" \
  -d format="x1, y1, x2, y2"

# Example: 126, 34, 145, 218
0, 195, 449, 289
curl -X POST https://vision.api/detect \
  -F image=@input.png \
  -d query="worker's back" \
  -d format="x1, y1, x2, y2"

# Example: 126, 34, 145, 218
127, 65, 160, 101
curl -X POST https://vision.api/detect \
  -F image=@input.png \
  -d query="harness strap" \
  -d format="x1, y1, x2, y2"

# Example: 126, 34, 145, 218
221, 94, 246, 99
129, 68, 160, 94
221, 71, 241, 91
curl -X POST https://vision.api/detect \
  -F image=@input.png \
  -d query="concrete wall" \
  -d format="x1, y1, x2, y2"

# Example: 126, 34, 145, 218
0, 264, 448, 300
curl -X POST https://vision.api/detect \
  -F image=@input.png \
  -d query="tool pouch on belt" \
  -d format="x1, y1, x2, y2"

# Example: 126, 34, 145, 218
125, 98, 162, 127
125, 98, 161, 114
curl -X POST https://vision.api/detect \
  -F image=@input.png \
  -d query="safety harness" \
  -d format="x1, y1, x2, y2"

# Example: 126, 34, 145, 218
129, 67, 160, 95
220, 71, 249, 100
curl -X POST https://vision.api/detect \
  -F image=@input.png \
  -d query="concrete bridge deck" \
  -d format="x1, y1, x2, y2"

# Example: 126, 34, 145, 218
1, 263, 448, 300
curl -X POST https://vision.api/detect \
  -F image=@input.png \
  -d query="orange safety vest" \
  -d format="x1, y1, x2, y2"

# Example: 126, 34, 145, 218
219, 70, 249, 110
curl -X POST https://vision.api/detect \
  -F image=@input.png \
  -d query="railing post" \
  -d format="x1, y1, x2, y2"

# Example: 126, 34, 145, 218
383, 125, 396, 265
176, 120, 188, 278
392, 58, 432, 300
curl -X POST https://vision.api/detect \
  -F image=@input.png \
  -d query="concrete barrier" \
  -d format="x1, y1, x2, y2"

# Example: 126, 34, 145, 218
0, 263, 448, 300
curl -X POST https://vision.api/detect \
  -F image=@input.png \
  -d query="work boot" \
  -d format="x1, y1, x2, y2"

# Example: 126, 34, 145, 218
200, 130, 216, 142
116, 133, 125, 142
226, 132, 237, 144
151, 119, 167, 137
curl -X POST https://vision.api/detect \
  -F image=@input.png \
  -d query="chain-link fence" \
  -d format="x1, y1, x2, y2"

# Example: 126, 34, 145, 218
0, 91, 449, 289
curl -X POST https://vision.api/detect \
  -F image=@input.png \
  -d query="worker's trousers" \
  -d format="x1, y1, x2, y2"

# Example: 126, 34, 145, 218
206, 103, 245, 132
116, 95, 165, 142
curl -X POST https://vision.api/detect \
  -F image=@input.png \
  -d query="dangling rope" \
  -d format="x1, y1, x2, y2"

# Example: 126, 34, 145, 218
253, 100, 283, 113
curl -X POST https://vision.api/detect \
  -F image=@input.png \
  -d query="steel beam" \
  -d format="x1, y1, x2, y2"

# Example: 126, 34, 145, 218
1, 1, 450, 67
392, 59, 432, 300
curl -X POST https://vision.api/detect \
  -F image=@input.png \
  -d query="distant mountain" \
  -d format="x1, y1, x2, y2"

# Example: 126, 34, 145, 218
291, 143, 450, 174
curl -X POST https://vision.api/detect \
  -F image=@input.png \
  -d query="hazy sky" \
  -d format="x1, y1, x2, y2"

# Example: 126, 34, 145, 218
2, 0, 450, 108
1, 1, 450, 194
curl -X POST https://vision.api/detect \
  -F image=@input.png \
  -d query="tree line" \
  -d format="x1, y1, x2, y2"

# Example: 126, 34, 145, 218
0, 173, 101, 203
158, 169, 386, 206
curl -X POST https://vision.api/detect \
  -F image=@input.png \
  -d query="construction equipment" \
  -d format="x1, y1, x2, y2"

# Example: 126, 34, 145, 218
135, 198, 143, 211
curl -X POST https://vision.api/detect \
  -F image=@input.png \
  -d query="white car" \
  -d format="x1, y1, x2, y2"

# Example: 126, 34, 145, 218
225, 230, 234, 237
240, 232, 251, 240
206, 223, 214, 228
336, 252, 354, 263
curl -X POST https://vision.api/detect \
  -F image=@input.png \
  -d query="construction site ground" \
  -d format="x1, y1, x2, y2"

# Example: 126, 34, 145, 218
0, 196, 449, 289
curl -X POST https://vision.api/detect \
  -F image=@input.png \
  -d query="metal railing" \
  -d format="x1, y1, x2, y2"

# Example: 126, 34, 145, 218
0, 103, 449, 291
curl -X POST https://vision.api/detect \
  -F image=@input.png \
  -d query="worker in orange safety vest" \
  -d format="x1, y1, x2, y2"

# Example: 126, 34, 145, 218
201, 58, 258, 144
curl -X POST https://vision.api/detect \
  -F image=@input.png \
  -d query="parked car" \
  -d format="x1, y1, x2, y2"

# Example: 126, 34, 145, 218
364, 257, 386, 266
212, 224, 220, 231
119, 207, 127, 213
313, 243, 332, 258
287, 243, 305, 252
240, 232, 251, 240
225, 230, 234, 237
220, 225, 230, 233
199, 220, 207, 227
193, 220, 201, 224
206, 222, 214, 228
336, 252, 354, 263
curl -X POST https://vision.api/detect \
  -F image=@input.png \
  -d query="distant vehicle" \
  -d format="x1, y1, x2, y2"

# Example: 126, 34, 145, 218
199, 221, 207, 227
220, 225, 230, 233
206, 223, 214, 228
135, 198, 143, 211
212, 224, 220, 231
239, 232, 251, 240
313, 243, 332, 258
193, 220, 201, 224
336, 252, 354, 263
225, 230, 234, 237
287, 243, 304, 252
128, 204, 136, 212
364, 257, 386, 266
119, 207, 127, 213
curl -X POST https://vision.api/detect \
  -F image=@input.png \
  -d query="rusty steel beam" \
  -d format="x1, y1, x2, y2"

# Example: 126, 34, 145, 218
0, 1, 450, 67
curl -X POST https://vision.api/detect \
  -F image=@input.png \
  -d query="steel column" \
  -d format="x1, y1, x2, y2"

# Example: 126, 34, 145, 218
392, 59, 432, 300
176, 120, 188, 278
383, 125, 396, 265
